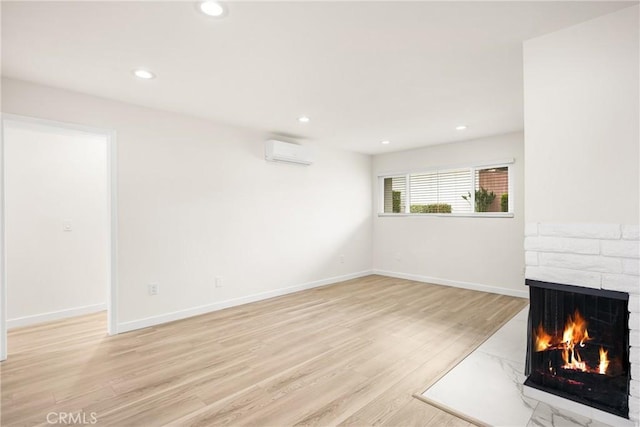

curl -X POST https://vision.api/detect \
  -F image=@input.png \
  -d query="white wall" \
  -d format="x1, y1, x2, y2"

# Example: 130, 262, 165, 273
1, 78, 373, 331
372, 132, 526, 297
523, 5, 639, 224
523, 7, 640, 422
4, 121, 108, 326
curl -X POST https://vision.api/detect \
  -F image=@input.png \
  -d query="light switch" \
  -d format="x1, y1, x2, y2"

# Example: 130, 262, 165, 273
63, 221, 72, 232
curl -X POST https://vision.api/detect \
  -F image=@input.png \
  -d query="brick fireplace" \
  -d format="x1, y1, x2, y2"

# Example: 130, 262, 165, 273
524, 223, 639, 424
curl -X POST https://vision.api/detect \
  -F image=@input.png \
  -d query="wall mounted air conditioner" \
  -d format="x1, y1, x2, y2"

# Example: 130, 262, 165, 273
265, 140, 313, 165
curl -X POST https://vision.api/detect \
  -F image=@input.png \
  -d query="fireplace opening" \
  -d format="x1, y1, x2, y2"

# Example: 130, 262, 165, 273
525, 279, 630, 418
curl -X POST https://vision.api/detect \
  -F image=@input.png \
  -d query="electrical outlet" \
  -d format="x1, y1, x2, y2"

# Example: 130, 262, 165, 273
394, 252, 401, 262
340, 254, 345, 264
215, 277, 223, 288
148, 283, 159, 296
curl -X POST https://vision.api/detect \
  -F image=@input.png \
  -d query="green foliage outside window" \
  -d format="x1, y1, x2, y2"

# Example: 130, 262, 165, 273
392, 191, 402, 213
462, 187, 496, 212
410, 204, 452, 213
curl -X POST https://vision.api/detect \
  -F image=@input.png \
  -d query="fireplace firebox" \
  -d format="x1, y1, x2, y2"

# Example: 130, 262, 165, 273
525, 279, 630, 419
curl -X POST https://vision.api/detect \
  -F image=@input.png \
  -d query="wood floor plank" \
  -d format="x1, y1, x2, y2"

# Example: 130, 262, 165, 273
1, 275, 527, 426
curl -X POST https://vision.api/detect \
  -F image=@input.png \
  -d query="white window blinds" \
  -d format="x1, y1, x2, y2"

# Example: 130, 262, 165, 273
410, 169, 472, 213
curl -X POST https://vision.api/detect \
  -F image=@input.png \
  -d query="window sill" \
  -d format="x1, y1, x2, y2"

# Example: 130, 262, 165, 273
377, 212, 514, 218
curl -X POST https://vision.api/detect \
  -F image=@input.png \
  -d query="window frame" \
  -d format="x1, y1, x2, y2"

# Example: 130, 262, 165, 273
377, 158, 514, 218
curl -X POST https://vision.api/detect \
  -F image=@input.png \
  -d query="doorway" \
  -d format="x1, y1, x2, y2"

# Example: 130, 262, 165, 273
0, 115, 117, 360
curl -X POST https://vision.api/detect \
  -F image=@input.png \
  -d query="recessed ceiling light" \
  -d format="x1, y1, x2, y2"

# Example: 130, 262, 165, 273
298, 116, 310, 123
381, 140, 391, 145
133, 69, 155, 80
455, 125, 468, 131
199, 1, 227, 17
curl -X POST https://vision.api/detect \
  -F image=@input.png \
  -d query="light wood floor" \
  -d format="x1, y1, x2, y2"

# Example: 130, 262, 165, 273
1, 275, 527, 426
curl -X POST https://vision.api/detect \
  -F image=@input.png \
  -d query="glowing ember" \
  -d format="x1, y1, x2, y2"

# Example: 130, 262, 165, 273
533, 309, 609, 375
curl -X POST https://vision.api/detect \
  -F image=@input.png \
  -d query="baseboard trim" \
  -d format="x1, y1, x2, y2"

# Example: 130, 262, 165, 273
117, 270, 373, 334
372, 269, 529, 299
7, 303, 107, 329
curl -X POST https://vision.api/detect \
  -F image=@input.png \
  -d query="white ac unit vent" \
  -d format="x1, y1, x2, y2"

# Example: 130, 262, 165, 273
265, 140, 313, 165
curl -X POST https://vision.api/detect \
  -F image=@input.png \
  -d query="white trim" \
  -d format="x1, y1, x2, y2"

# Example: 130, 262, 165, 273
404, 174, 411, 214
2, 113, 113, 136
0, 114, 6, 361
378, 176, 385, 213
107, 130, 118, 335
508, 163, 514, 213
372, 269, 529, 299
7, 303, 107, 329
376, 158, 515, 178
0, 114, 119, 359
378, 212, 514, 218
118, 270, 373, 333
470, 166, 476, 210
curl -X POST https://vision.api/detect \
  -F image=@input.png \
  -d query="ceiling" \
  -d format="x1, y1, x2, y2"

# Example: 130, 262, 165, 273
1, 1, 636, 154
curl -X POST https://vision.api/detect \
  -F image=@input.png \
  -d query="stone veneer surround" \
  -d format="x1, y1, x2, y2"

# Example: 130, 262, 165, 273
524, 223, 640, 423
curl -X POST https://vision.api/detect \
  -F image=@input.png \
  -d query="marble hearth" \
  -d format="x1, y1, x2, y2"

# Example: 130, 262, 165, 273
420, 307, 617, 427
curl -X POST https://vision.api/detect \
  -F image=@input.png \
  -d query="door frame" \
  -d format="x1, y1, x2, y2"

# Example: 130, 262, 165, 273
0, 114, 119, 360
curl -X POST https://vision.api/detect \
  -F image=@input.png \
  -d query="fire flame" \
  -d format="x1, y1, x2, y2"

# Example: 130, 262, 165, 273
599, 347, 609, 375
534, 323, 553, 352
561, 310, 590, 371
533, 309, 609, 375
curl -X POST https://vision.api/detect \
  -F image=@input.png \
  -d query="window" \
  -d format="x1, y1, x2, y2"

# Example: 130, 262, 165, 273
382, 176, 406, 213
379, 162, 513, 216
474, 166, 509, 213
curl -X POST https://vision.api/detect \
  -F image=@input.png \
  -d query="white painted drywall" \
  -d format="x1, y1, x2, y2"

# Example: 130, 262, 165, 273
523, 8, 640, 420
1, 78, 373, 328
372, 132, 526, 296
523, 6, 639, 224
4, 121, 109, 325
